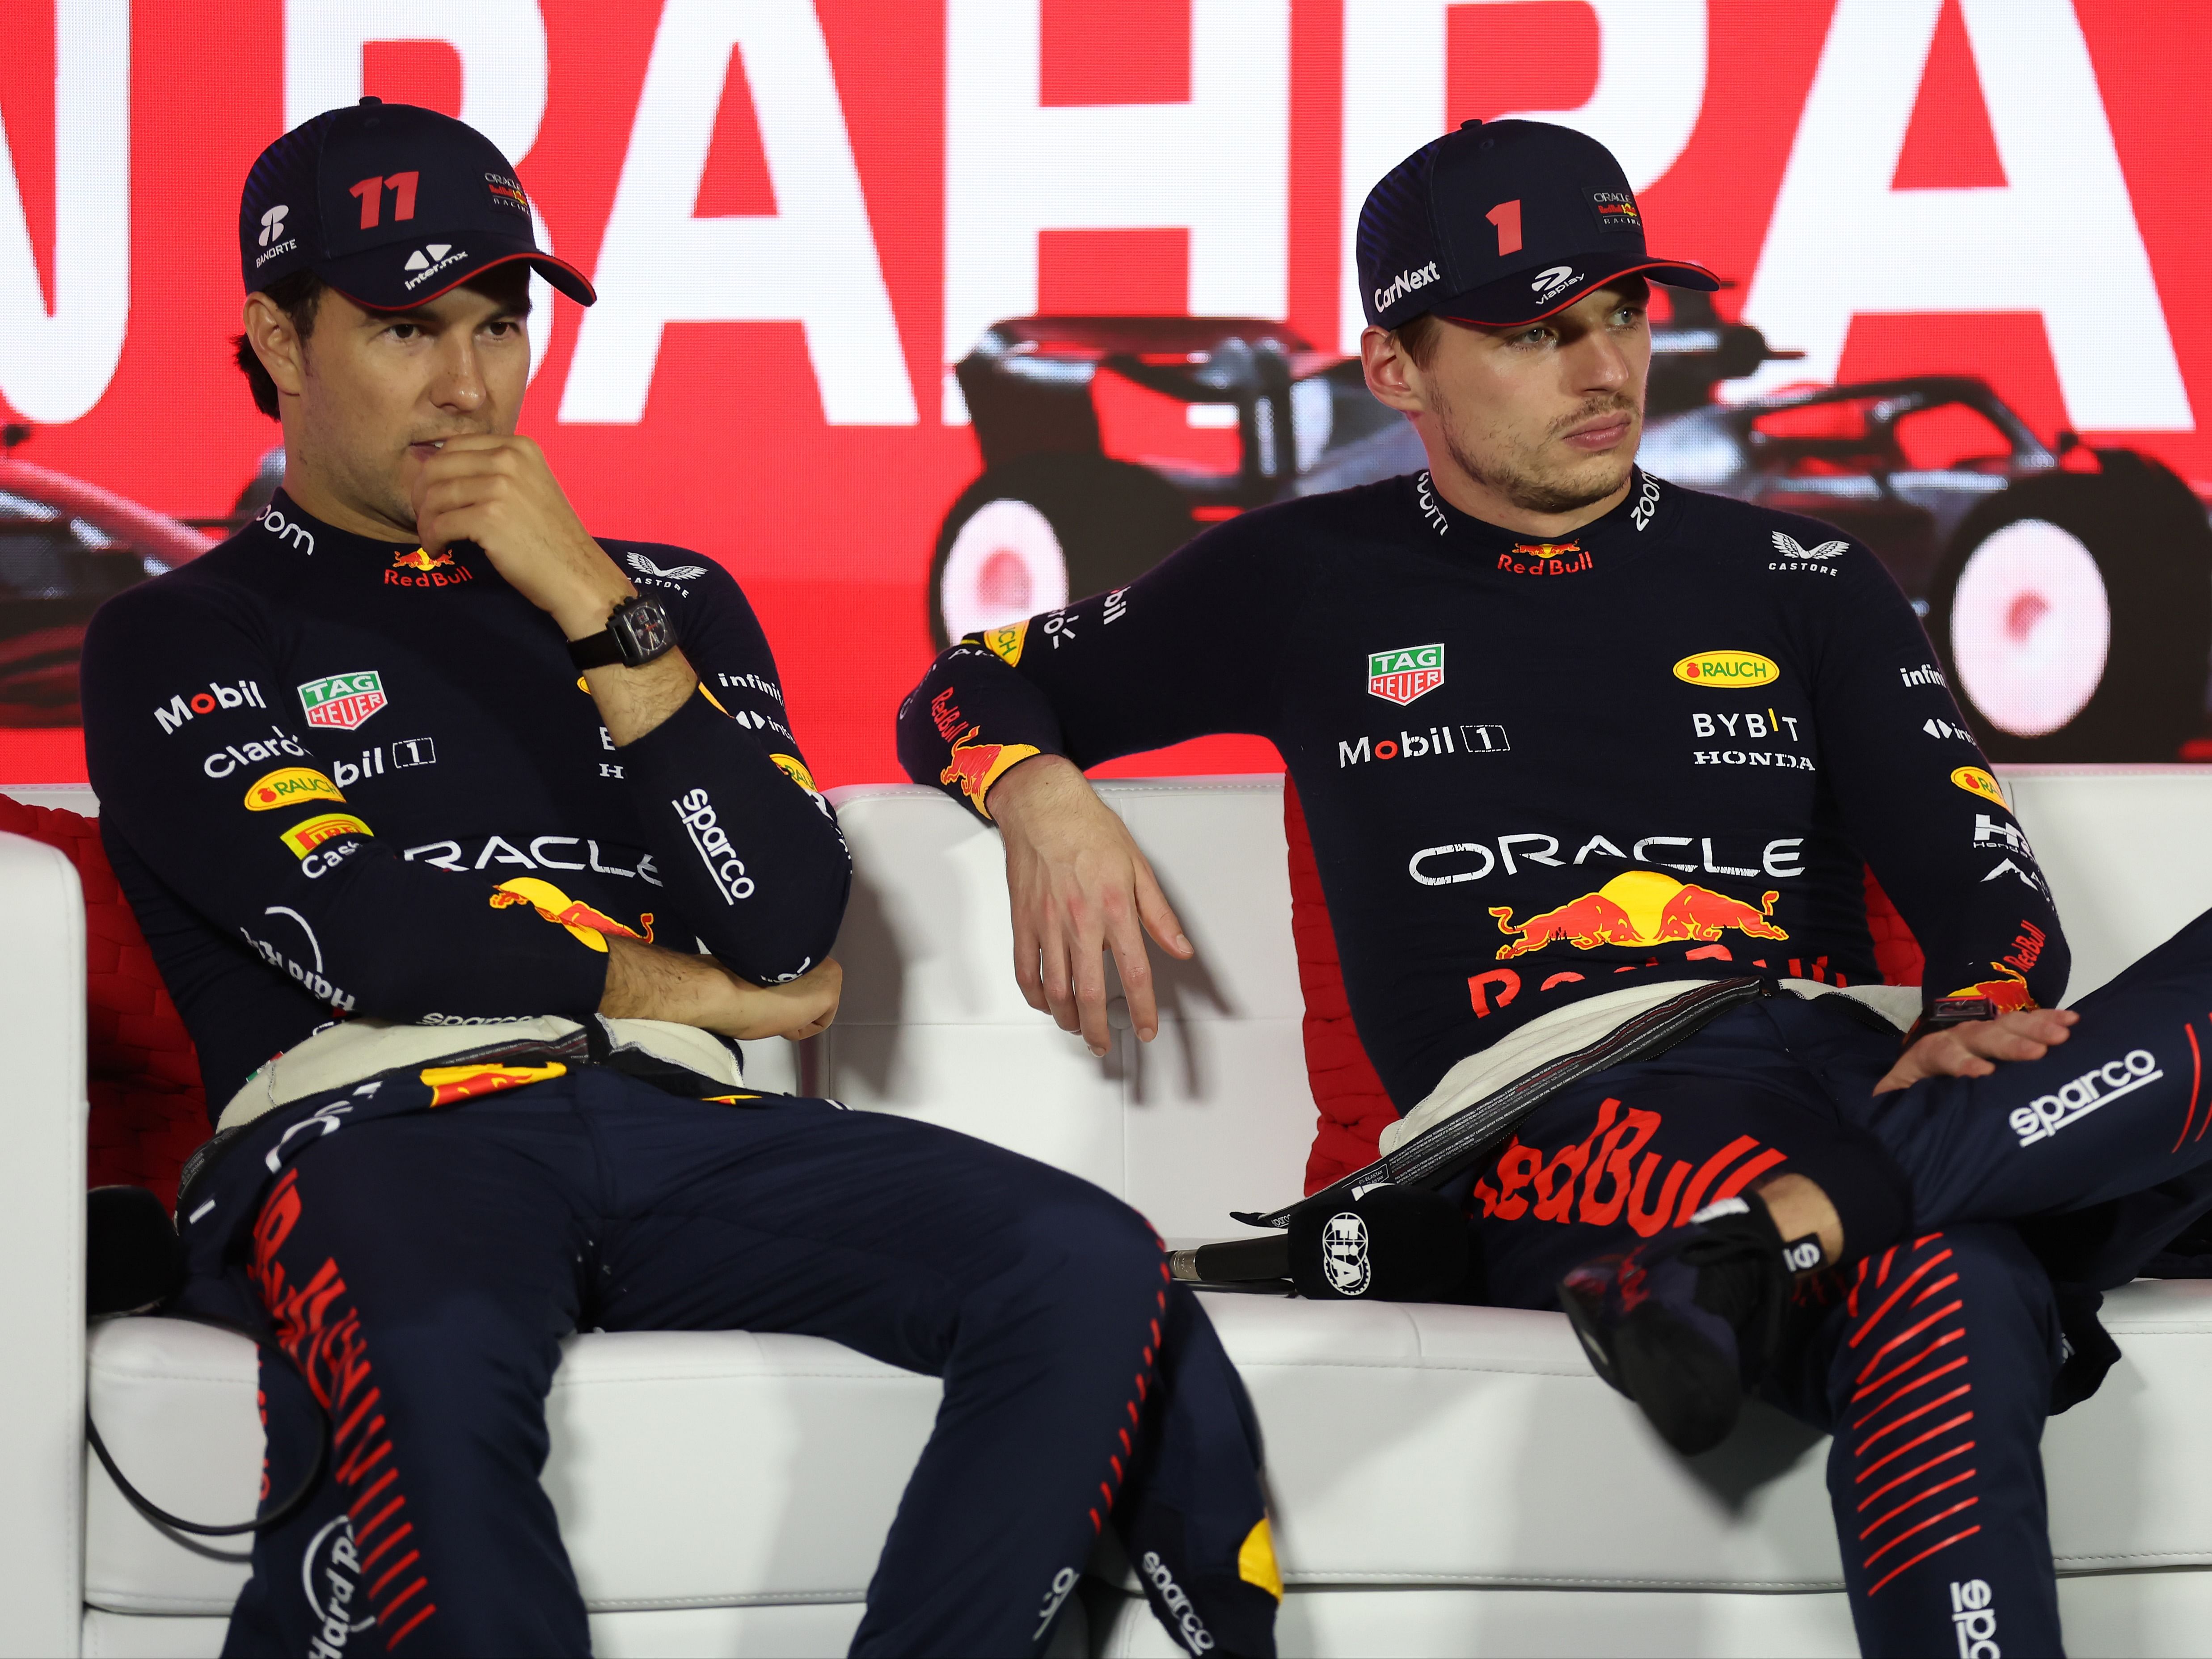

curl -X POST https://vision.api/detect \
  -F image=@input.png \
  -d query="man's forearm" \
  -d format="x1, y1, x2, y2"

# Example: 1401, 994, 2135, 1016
583, 648, 699, 748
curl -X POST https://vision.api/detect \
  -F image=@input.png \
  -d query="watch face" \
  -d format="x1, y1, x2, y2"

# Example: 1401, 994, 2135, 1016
616, 599, 674, 663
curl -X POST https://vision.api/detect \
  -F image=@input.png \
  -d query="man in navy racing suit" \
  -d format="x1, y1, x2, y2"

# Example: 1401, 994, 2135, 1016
82, 100, 1279, 1659
896, 119, 2212, 1657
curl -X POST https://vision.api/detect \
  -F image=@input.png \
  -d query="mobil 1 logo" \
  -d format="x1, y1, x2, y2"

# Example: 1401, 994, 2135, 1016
1339, 723, 1508, 768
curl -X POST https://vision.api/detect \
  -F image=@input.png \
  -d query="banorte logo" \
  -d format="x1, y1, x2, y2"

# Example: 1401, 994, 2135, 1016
1489, 869, 1787, 959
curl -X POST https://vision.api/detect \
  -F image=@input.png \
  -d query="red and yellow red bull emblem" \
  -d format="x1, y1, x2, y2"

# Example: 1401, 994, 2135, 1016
940, 725, 1039, 819
1948, 964, 2036, 1014
488, 875, 654, 953
279, 811, 372, 857
243, 766, 343, 812
387, 546, 473, 588
419, 1060, 567, 1107
1489, 870, 1787, 960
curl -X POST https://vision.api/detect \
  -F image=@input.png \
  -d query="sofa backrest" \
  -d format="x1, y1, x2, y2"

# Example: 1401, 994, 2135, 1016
819, 767, 2212, 1238
16, 767, 2212, 1237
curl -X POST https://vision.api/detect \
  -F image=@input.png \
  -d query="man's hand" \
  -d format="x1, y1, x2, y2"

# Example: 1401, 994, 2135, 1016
986, 754, 1193, 1057
409, 433, 632, 640
603, 938, 843, 1041
1873, 1006, 2078, 1094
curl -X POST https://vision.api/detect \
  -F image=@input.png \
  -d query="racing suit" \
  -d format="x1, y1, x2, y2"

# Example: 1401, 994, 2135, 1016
83, 494, 1279, 1658
897, 467, 2212, 1657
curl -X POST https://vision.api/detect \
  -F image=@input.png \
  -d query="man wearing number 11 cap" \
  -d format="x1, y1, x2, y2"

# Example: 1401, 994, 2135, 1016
902, 114, 2212, 1657
81, 97, 1280, 1657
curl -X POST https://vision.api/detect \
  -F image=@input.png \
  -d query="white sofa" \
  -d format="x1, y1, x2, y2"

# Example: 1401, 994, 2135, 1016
6, 768, 2212, 1659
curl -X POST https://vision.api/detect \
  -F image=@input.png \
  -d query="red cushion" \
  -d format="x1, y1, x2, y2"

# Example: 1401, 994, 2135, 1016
0, 796, 207, 1208
1282, 777, 1922, 1194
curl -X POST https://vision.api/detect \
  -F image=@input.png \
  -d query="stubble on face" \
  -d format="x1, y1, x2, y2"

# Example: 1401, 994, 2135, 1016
1431, 380, 1642, 517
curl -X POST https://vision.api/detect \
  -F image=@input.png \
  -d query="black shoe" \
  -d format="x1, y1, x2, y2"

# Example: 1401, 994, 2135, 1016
1556, 1195, 1793, 1455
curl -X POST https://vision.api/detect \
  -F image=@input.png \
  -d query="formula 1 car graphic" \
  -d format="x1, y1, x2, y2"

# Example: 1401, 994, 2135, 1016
0, 452, 218, 725
933, 296, 2212, 763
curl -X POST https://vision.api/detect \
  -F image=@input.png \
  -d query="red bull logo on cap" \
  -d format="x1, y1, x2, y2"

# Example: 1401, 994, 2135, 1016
1369, 643, 1444, 706
1672, 650, 1778, 688
488, 876, 654, 953
1490, 869, 1787, 960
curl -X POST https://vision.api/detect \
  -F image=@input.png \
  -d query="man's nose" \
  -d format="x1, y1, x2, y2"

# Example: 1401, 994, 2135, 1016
1567, 328, 1633, 396
432, 337, 486, 413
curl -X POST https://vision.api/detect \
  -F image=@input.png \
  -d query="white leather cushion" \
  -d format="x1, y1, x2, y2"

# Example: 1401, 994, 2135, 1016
85, 1319, 941, 1616
1199, 1279, 2212, 1591
87, 1282, 2212, 1612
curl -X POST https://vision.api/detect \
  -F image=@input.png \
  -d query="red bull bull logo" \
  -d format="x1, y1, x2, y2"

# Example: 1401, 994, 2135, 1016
1950, 965, 2036, 1014
488, 876, 654, 952
387, 547, 473, 588
419, 1060, 567, 1107
940, 726, 1039, 819
1490, 870, 1787, 960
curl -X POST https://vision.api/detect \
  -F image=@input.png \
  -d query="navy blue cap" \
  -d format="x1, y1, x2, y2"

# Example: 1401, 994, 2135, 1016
241, 98, 594, 308
1358, 119, 1714, 331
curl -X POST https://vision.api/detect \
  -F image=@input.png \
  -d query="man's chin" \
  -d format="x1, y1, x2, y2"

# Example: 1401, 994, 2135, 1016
1509, 454, 1637, 517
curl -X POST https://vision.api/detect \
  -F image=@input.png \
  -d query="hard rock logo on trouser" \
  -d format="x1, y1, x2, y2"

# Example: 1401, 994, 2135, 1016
1473, 1097, 1788, 1237
252, 1166, 439, 1651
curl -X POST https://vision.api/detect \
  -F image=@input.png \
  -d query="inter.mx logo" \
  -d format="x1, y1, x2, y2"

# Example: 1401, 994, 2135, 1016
1368, 643, 1443, 706
298, 671, 387, 732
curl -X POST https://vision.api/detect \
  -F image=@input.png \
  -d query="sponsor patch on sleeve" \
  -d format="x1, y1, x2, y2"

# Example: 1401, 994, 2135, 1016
244, 767, 344, 811
977, 619, 1029, 666
279, 812, 372, 857
1951, 765, 2009, 808
769, 752, 819, 793
940, 731, 1040, 817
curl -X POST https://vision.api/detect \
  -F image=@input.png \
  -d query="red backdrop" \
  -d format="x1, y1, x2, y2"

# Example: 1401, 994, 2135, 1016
4, 0, 2207, 786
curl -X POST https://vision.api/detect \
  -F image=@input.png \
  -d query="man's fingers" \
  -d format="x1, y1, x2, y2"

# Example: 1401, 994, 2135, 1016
1105, 901, 1160, 1043
1134, 861, 1194, 960
1070, 936, 1112, 1056
1010, 914, 1048, 1014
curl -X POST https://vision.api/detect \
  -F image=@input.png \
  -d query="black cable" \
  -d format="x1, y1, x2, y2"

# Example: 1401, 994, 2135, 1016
85, 1386, 329, 1537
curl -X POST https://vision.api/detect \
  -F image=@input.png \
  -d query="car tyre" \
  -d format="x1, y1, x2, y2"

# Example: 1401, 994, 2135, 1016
929, 454, 1193, 649
1927, 463, 2212, 762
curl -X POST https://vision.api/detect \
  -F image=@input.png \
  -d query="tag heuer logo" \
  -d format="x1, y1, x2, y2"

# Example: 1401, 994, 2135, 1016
1368, 644, 1444, 705
298, 671, 387, 731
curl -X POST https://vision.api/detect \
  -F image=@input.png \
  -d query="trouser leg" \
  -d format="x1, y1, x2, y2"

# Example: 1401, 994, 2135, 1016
576, 1075, 1273, 1658
1765, 1224, 2064, 1659
218, 1098, 591, 1658
1857, 907, 2212, 1228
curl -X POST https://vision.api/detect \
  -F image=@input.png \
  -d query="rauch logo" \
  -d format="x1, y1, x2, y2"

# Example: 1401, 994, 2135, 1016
1672, 650, 1778, 688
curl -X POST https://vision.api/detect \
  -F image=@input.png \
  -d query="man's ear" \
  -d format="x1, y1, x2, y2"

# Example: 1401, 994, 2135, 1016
1361, 325, 1426, 417
241, 292, 308, 401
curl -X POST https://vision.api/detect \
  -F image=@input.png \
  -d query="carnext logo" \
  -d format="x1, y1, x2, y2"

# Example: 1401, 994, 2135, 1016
1374, 261, 1440, 312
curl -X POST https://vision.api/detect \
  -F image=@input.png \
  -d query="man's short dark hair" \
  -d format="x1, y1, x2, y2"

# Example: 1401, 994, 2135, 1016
1393, 313, 1442, 371
233, 271, 327, 420
230, 264, 535, 421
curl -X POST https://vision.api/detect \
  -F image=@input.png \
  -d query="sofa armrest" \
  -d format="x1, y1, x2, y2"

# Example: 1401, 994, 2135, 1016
0, 831, 87, 1657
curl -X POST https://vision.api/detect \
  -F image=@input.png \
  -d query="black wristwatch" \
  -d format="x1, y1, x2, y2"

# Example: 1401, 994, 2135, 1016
569, 595, 676, 669
1904, 995, 1999, 1045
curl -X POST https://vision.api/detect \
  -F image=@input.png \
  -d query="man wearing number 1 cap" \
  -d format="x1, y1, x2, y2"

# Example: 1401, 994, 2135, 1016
903, 114, 2212, 1658
82, 99, 1281, 1657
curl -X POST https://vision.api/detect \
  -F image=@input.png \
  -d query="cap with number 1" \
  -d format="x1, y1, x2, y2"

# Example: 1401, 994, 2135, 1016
1357, 119, 1715, 331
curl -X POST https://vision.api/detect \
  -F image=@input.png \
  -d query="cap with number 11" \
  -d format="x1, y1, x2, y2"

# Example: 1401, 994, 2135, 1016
240, 97, 595, 310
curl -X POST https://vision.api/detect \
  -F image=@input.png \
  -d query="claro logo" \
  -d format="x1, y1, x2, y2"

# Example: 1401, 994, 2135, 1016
673, 788, 755, 902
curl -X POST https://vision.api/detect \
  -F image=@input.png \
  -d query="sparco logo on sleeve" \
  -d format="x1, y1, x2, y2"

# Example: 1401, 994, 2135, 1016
1949, 1579, 1999, 1659
2010, 1050, 2162, 1146
673, 789, 755, 902
1140, 1551, 1216, 1654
